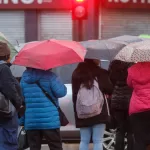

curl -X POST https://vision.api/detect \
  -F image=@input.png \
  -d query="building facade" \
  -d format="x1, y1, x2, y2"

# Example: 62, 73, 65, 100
99, 0, 150, 39
0, 0, 150, 46
0, 0, 73, 45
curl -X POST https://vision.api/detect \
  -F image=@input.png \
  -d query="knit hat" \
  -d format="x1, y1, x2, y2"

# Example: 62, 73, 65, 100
0, 41, 10, 56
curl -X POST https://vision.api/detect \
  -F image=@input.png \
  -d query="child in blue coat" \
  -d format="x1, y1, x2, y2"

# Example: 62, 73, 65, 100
20, 68, 67, 150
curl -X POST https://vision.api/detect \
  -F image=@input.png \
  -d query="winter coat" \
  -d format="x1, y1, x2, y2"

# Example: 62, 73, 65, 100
0, 62, 23, 150
0, 62, 22, 110
127, 62, 150, 115
111, 81, 132, 110
19, 68, 67, 130
72, 66, 113, 128
109, 60, 133, 110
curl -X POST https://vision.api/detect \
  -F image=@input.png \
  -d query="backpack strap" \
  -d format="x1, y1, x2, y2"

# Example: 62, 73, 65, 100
102, 94, 110, 116
95, 77, 110, 116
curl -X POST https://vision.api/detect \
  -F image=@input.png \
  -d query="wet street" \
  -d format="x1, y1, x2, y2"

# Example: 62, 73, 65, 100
27, 144, 93, 150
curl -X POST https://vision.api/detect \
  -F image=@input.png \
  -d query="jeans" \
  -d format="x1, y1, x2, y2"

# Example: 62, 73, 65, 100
114, 110, 133, 150
0, 113, 18, 150
130, 111, 150, 150
27, 129, 63, 150
79, 124, 105, 150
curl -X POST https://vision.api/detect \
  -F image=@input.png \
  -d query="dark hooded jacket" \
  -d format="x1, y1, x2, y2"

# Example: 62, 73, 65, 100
0, 62, 22, 111
109, 60, 133, 110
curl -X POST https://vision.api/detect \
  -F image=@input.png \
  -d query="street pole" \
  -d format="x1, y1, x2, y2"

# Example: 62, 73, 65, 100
85, 0, 99, 40
73, 20, 85, 41
78, 20, 84, 41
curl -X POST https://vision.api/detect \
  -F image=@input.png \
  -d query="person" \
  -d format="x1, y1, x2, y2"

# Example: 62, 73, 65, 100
109, 60, 134, 150
0, 41, 23, 150
72, 59, 113, 150
84, 58, 113, 95
127, 62, 150, 150
19, 67, 67, 150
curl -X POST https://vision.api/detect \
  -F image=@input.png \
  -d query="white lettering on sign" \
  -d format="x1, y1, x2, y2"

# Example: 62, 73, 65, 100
108, 0, 118, 2
0, 0, 52, 4
120, 0, 129, 3
22, 0, 35, 4
108, 0, 150, 3
133, 0, 137, 3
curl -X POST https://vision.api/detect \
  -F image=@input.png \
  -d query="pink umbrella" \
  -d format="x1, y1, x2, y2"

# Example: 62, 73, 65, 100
13, 39, 86, 70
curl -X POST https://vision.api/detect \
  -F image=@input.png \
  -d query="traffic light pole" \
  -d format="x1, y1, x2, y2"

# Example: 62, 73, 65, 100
85, 0, 99, 40
78, 20, 84, 41
72, 0, 99, 41
73, 20, 85, 41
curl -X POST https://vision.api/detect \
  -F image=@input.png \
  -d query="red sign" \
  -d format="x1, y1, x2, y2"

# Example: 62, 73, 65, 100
103, 0, 150, 8
0, 0, 71, 9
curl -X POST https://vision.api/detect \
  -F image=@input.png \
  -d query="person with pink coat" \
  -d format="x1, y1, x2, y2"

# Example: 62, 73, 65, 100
127, 62, 150, 150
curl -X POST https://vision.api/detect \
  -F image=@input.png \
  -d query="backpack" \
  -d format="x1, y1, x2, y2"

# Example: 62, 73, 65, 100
76, 80, 104, 119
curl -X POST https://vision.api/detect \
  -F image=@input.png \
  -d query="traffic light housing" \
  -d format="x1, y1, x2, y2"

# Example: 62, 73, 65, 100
72, 0, 88, 20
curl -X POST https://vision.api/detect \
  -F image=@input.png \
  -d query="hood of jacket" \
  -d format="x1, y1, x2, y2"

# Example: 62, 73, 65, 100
128, 62, 150, 85
22, 68, 50, 84
128, 62, 150, 115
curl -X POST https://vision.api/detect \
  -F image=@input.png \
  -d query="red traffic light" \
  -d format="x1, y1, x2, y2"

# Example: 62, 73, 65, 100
75, 6, 86, 18
72, 0, 88, 20
76, 0, 84, 2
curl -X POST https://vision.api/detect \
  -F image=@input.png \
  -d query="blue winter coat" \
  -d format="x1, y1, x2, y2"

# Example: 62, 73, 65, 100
20, 68, 67, 130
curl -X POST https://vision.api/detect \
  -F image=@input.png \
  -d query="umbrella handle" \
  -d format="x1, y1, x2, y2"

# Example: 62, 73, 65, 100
16, 40, 20, 47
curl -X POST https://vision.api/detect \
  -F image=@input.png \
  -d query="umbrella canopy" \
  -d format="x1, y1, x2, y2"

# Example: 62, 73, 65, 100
14, 41, 37, 52
13, 39, 86, 70
108, 35, 143, 44
115, 40, 150, 62
10, 41, 38, 77
0, 32, 17, 58
81, 40, 126, 61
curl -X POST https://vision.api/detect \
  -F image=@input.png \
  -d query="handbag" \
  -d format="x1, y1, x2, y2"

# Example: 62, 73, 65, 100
0, 91, 16, 118
36, 82, 69, 126
18, 127, 29, 150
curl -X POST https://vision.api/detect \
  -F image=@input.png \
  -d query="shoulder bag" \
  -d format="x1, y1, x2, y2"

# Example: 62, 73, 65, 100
0, 91, 16, 118
18, 127, 29, 150
36, 82, 69, 126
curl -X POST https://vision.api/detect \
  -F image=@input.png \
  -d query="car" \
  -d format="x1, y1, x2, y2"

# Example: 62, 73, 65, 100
52, 60, 127, 150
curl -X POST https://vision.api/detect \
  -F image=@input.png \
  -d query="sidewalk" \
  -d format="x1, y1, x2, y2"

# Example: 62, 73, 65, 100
26, 144, 93, 150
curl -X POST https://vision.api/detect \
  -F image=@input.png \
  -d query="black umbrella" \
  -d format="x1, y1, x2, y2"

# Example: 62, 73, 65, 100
81, 35, 143, 61
80, 40, 126, 61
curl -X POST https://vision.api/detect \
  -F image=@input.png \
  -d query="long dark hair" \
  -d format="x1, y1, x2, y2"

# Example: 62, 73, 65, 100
73, 62, 94, 89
